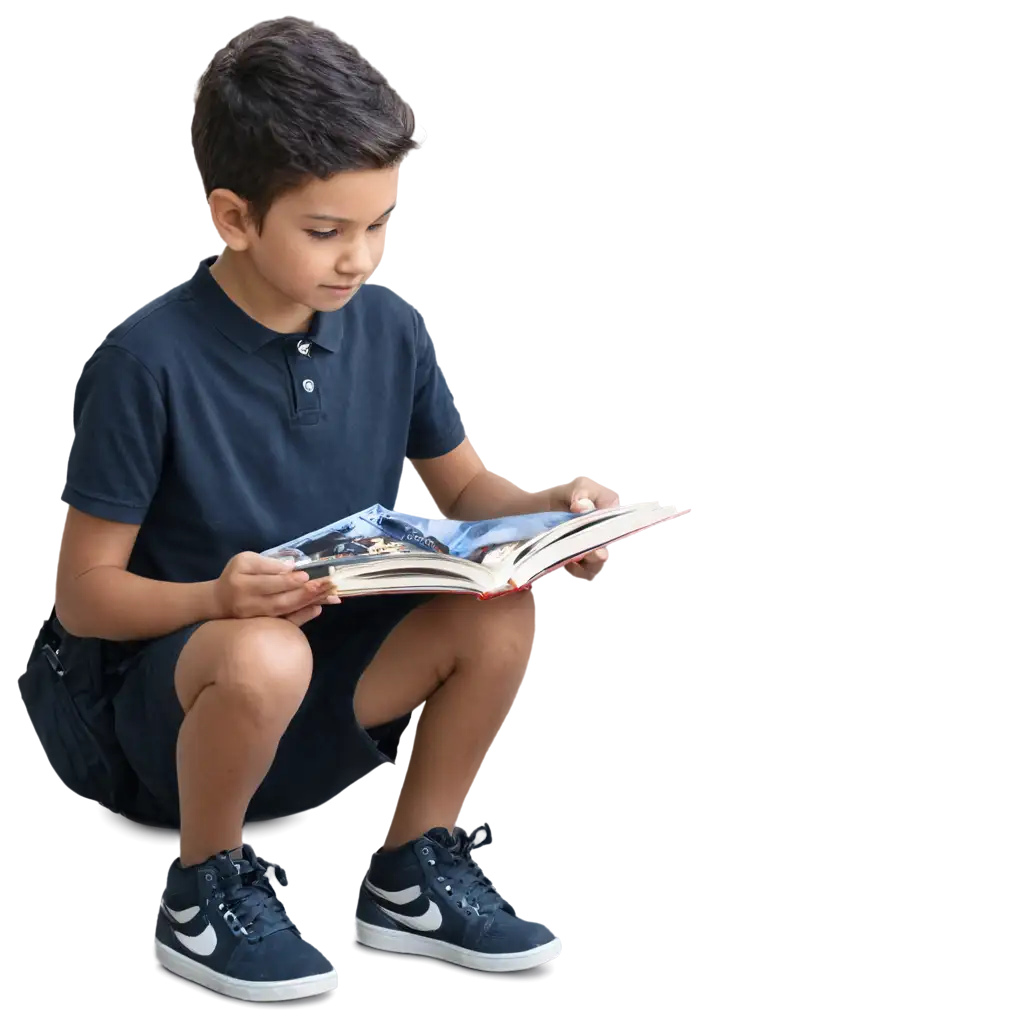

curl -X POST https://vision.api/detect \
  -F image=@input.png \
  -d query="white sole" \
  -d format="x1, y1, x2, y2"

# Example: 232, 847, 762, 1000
355, 919, 562, 972
155, 940, 338, 1001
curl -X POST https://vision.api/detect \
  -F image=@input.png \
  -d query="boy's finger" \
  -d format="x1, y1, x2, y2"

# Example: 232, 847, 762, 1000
250, 571, 313, 595
239, 552, 303, 575
284, 604, 322, 626
273, 589, 324, 615
259, 555, 302, 574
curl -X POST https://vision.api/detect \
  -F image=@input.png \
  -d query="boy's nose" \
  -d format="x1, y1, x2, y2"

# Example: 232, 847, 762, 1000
335, 241, 375, 278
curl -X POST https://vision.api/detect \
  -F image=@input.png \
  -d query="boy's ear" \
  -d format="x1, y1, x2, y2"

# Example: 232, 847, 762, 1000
207, 188, 254, 251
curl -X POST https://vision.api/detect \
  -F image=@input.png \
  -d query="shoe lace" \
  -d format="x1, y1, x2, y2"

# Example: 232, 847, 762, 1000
443, 824, 506, 914
214, 847, 294, 944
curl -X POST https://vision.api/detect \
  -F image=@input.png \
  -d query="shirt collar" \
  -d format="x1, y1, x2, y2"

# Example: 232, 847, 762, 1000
188, 256, 343, 354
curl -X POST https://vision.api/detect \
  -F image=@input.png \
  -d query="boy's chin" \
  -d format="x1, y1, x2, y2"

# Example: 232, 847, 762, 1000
313, 285, 359, 310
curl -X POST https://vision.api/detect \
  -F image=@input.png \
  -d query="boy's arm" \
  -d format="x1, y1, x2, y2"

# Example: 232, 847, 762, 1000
55, 507, 220, 641
412, 439, 550, 520
406, 320, 616, 579
412, 438, 553, 520
413, 439, 618, 582
405, 309, 547, 518
411, 438, 619, 519
55, 348, 216, 641
55, 509, 334, 642
55, 350, 335, 641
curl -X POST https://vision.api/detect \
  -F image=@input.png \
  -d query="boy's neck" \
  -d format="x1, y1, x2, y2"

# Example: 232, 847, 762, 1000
209, 249, 314, 336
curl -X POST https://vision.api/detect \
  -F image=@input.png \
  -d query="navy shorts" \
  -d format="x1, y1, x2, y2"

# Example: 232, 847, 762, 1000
20, 595, 432, 827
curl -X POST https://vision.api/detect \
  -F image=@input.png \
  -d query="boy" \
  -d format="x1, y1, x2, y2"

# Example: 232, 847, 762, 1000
20, 16, 618, 1001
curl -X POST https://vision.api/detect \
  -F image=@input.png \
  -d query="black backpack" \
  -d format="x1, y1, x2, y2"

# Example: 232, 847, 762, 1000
18, 609, 136, 813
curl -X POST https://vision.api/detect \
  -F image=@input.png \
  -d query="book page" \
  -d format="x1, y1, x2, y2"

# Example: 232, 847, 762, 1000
443, 515, 571, 560
267, 535, 422, 565
262, 504, 576, 566
262, 506, 443, 564
511, 505, 687, 587
475, 539, 528, 569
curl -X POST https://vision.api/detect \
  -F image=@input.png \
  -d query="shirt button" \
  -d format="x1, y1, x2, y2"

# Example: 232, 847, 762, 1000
302, 379, 315, 393
297, 340, 311, 356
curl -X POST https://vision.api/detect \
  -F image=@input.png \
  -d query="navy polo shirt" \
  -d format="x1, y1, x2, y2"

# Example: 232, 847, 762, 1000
63, 256, 465, 585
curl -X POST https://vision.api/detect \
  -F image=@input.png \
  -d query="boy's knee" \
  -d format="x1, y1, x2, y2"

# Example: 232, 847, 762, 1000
468, 588, 535, 669
217, 618, 313, 722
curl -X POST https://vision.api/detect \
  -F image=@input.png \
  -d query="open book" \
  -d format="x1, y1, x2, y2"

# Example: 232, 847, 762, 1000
261, 502, 688, 599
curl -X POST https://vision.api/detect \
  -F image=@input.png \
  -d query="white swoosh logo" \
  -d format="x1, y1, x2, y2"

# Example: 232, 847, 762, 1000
162, 901, 216, 956
173, 922, 217, 956
161, 901, 200, 924
377, 898, 443, 932
363, 879, 422, 906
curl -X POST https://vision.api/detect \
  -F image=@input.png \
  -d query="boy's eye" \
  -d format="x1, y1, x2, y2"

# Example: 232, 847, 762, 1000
306, 222, 386, 240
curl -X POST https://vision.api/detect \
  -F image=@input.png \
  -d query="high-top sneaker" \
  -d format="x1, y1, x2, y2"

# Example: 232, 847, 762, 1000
355, 823, 560, 972
156, 844, 337, 1000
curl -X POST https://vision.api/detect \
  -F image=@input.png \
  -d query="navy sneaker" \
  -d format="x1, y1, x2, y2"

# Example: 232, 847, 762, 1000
355, 823, 561, 971
155, 844, 337, 1001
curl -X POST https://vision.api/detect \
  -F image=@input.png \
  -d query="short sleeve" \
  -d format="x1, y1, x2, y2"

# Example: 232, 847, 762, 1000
62, 346, 167, 524
405, 309, 465, 460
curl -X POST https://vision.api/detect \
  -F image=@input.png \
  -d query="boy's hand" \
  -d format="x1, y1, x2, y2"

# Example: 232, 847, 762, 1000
549, 476, 620, 581
214, 551, 341, 626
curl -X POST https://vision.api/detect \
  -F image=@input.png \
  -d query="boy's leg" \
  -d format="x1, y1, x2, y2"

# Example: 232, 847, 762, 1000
112, 593, 557, 983
118, 591, 532, 860
173, 617, 313, 866
122, 615, 339, 1000
352, 590, 535, 849
352, 590, 560, 972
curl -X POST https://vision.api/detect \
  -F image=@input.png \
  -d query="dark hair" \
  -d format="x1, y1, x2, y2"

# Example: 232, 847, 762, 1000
192, 17, 417, 231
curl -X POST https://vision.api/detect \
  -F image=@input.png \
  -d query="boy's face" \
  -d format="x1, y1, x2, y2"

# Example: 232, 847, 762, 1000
219, 166, 400, 313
